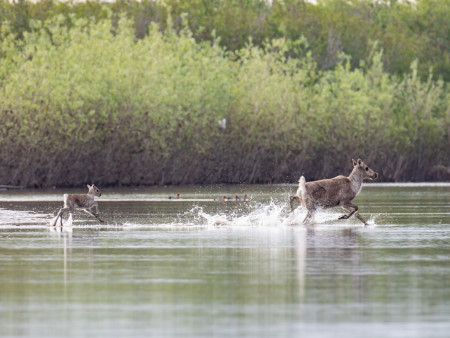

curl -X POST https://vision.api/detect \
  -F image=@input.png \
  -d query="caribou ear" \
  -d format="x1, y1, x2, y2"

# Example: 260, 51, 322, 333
87, 184, 92, 189
352, 159, 357, 167
357, 158, 364, 166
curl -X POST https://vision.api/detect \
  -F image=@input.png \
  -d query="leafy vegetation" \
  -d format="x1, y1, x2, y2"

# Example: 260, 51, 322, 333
0, 1, 448, 186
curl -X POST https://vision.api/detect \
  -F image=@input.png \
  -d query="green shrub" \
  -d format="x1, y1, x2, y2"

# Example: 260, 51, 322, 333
0, 15, 448, 186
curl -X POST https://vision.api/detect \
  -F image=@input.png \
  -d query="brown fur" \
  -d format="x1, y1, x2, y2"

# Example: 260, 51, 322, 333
50, 184, 104, 226
290, 158, 378, 225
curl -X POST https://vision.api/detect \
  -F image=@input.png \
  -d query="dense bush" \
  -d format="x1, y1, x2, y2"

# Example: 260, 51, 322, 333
1, 0, 449, 81
0, 11, 448, 187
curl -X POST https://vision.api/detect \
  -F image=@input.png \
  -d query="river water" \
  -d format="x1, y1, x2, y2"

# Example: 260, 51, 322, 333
0, 184, 449, 337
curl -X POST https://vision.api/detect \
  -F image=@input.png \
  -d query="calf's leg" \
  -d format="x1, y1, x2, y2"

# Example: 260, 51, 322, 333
91, 201, 100, 215
50, 207, 69, 226
83, 208, 104, 223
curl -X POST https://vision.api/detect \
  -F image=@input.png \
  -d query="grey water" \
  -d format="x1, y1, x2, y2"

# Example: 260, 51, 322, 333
0, 184, 449, 337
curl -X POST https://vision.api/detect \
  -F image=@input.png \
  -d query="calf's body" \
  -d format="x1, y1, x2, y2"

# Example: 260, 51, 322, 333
290, 158, 378, 225
49, 184, 104, 226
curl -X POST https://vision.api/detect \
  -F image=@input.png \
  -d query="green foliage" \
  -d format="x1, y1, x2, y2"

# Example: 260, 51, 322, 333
0, 7, 448, 186
0, 16, 235, 185
1, 0, 449, 80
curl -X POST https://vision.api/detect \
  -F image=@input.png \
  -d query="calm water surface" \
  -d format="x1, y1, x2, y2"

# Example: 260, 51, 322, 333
0, 184, 449, 337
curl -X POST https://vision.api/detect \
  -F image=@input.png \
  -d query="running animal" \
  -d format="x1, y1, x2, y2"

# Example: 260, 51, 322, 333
49, 184, 104, 226
290, 158, 378, 225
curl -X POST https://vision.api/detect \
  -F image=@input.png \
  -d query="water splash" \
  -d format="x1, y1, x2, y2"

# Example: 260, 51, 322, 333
188, 201, 302, 227
64, 214, 73, 227
366, 213, 381, 226
183, 200, 379, 228
182, 201, 289, 227
0, 201, 380, 229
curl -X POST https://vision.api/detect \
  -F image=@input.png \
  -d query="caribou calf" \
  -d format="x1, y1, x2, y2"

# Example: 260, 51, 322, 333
290, 158, 378, 225
49, 184, 104, 226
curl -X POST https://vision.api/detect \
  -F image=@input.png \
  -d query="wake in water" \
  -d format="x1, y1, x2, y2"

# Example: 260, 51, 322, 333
0, 208, 49, 227
0, 200, 380, 229
182, 200, 380, 228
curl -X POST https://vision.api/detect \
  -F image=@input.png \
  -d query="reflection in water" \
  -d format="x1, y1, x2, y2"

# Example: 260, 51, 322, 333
292, 228, 306, 300
305, 227, 366, 309
48, 225, 73, 295
0, 184, 449, 337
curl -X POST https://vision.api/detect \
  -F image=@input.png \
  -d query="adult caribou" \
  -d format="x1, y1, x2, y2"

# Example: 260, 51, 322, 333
290, 158, 378, 225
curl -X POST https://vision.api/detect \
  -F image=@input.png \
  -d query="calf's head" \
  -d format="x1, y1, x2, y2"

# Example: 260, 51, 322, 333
87, 184, 102, 197
352, 158, 378, 180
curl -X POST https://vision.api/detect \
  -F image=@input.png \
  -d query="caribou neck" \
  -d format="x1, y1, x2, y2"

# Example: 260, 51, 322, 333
348, 168, 364, 196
